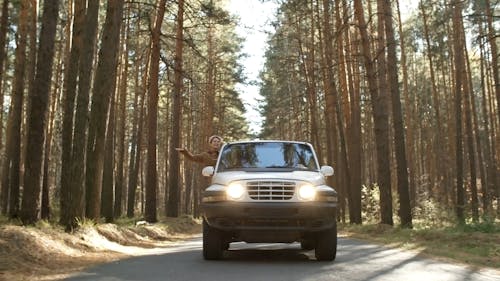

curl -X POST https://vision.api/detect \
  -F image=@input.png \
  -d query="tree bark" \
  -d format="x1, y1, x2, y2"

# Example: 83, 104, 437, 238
145, 0, 167, 223
101, 92, 115, 222
354, 0, 393, 225
86, 0, 124, 220
384, 0, 412, 227
41, 22, 64, 220
451, 0, 465, 224
115, 9, 130, 218
420, 0, 443, 194
167, 0, 184, 217
127, 47, 149, 218
60, 0, 87, 228
20, 0, 59, 224
0, 0, 10, 214
2, 0, 30, 218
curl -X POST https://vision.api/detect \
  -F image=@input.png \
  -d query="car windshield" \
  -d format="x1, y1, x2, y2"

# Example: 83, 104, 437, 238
217, 142, 318, 172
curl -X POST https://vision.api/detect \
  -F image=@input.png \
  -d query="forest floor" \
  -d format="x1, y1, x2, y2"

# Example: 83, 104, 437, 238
0, 216, 202, 281
342, 221, 500, 269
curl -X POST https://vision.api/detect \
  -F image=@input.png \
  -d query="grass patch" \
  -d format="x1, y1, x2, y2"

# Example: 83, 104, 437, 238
340, 220, 500, 269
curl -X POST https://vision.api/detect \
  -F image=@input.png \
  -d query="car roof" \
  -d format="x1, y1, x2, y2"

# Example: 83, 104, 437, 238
223, 140, 312, 146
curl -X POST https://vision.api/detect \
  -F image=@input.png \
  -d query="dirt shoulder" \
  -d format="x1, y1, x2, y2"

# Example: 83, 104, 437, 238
0, 216, 201, 281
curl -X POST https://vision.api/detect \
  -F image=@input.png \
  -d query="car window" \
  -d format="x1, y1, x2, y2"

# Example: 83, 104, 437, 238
218, 142, 318, 172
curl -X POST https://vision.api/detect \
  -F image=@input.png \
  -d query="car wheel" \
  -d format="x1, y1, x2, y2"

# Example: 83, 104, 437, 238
314, 222, 337, 261
203, 219, 223, 260
300, 239, 315, 250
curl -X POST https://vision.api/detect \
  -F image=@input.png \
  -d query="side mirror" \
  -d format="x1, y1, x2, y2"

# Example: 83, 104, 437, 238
202, 166, 215, 177
320, 165, 334, 177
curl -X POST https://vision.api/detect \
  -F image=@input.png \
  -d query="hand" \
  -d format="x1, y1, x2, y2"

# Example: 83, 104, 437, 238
175, 148, 185, 152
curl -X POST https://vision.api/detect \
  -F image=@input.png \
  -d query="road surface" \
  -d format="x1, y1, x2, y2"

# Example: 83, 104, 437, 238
67, 236, 499, 281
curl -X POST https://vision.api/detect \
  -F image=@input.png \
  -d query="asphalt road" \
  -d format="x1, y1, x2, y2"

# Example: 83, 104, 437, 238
66, 237, 499, 281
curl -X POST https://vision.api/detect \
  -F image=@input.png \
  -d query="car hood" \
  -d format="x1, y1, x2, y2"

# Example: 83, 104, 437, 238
211, 171, 327, 186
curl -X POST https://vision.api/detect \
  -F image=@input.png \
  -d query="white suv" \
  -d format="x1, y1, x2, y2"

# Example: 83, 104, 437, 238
200, 140, 338, 261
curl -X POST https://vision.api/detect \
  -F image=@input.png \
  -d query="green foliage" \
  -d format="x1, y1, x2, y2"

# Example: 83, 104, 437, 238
0, 214, 10, 225
114, 216, 139, 226
413, 194, 455, 228
75, 217, 97, 228
34, 219, 53, 229
361, 184, 380, 223
458, 218, 499, 233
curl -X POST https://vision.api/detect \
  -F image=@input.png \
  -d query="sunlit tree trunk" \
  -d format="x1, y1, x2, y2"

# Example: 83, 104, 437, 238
60, 0, 89, 228
86, 0, 124, 220
65, 0, 99, 228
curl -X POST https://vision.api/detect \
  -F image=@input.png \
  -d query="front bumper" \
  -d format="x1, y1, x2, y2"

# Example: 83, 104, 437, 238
201, 200, 337, 232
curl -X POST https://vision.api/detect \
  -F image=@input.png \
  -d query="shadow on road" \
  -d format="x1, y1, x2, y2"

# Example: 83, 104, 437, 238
66, 237, 499, 281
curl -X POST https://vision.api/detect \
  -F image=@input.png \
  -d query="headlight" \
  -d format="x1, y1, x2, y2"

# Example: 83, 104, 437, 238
298, 184, 316, 201
226, 183, 245, 200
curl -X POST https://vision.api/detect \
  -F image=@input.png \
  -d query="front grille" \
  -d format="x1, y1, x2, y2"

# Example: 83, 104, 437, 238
246, 181, 295, 200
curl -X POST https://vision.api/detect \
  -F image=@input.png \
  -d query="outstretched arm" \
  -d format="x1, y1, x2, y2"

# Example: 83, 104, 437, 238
176, 148, 204, 163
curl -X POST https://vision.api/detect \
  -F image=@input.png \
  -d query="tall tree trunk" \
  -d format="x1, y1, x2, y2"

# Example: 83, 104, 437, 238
2, 0, 30, 218
483, 0, 499, 129
465, 44, 485, 220
204, 8, 215, 143
86, 0, 124, 220
354, 0, 393, 225
0, 0, 10, 214
127, 47, 149, 218
321, 0, 357, 223
145, 0, 167, 223
115, 10, 130, 218
167, 0, 184, 217
20, 0, 59, 225
420, 0, 443, 195
478, 24, 496, 215
344, 0, 362, 224
65, 0, 100, 229
318, 0, 338, 221
101, 92, 115, 222
484, 0, 500, 217
41, 23, 64, 220
462, 36, 479, 222
385, 0, 412, 227
451, 0, 465, 224
396, 0, 416, 209
59, 0, 86, 228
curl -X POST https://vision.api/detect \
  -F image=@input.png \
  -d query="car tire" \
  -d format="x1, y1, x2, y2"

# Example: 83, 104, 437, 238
314, 222, 337, 261
300, 239, 315, 250
203, 219, 223, 260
